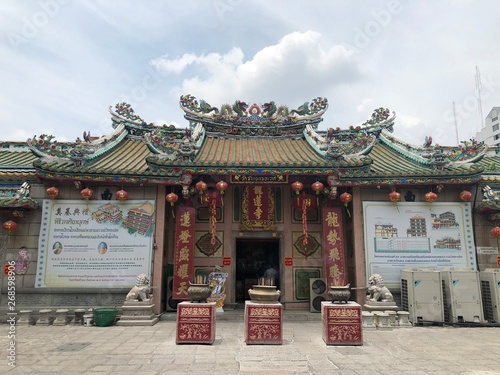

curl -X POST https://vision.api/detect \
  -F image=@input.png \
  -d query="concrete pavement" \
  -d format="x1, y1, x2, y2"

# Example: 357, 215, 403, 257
2, 313, 500, 375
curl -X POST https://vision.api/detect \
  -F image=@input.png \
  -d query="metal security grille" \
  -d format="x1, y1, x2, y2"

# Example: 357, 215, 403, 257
442, 279, 450, 322
401, 278, 408, 311
481, 280, 493, 322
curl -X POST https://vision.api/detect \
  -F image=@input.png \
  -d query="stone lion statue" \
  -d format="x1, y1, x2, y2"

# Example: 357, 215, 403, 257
125, 274, 151, 302
367, 273, 394, 302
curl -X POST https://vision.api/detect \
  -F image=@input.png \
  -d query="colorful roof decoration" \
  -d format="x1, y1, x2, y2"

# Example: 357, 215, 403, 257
0, 182, 39, 211
180, 95, 328, 131
0, 96, 494, 188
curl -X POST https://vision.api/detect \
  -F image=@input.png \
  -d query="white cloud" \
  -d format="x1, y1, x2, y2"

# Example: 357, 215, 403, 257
356, 98, 374, 113
1, 2, 500, 147
151, 31, 360, 108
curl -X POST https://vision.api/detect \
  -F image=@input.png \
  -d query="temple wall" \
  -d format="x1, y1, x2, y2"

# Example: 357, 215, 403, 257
2, 179, 498, 319
0, 183, 160, 320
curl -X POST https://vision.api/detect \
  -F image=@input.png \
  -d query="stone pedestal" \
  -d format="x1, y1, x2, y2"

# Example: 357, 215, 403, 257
363, 301, 398, 312
397, 311, 412, 327
386, 311, 398, 326
373, 311, 391, 329
176, 302, 216, 344
73, 309, 86, 325
244, 301, 283, 345
321, 301, 363, 346
17, 310, 35, 325
116, 301, 159, 326
362, 311, 376, 329
37, 309, 53, 325
53, 309, 70, 326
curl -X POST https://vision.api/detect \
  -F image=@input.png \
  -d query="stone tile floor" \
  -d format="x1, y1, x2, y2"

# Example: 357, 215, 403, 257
1, 320, 499, 374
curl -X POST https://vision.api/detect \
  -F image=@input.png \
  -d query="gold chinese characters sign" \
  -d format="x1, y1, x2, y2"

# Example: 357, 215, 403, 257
240, 185, 277, 231
172, 206, 196, 300
322, 207, 346, 287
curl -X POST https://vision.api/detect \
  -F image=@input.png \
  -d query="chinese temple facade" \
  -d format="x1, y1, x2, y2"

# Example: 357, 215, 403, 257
1, 95, 499, 316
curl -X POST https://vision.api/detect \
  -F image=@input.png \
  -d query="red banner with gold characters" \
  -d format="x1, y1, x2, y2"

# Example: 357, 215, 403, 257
240, 185, 277, 231
322, 207, 346, 287
172, 206, 196, 300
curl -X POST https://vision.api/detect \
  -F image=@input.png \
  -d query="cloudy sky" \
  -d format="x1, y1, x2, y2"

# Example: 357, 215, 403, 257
1, 0, 499, 146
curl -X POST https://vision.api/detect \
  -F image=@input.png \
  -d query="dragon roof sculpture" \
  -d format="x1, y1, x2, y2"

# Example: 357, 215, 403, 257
179, 94, 328, 137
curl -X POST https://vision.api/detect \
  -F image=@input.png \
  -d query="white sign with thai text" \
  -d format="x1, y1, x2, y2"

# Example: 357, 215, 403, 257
363, 202, 476, 289
36, 199, 155, 288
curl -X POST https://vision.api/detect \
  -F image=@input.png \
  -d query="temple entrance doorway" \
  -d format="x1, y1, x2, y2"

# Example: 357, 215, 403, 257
235, 238, 279, 304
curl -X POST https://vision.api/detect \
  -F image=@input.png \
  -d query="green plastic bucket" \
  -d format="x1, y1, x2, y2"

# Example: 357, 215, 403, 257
93, 308, 117, 327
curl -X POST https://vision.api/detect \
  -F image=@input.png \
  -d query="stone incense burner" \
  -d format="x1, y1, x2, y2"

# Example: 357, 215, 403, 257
187, 282, 213, 303
328, 284, 351, 303
248, 285, 281, 302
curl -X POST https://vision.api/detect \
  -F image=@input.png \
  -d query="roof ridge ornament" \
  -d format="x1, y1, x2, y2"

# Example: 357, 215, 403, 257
27, 124, 127, 167
179, 94, 328, 137
381, 131, 487, 168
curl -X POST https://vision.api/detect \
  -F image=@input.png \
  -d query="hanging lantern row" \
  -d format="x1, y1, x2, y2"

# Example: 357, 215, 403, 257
47, 186, 131, 201
3, 220, 17, 235
386, 188, 471, 203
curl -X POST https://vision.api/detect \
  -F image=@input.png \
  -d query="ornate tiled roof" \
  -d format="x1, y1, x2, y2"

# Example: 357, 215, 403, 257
0, 142, 38, 182
33, 137, 190, 185
337, 142, 483, 186
0, 98, 488, 187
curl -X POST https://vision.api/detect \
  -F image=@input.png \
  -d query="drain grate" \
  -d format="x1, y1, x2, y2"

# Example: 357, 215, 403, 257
53, 342, 91, 352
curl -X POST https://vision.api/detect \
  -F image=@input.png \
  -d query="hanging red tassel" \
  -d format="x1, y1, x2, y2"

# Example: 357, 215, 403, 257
302, 194, 309, 259
210, 198, 217, 255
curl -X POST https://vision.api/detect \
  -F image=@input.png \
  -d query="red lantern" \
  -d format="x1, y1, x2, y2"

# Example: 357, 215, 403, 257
340, 192, 352, 218
339, 192, 352, 204
80, 188, 93, 200
3, 220, 17, 234
424, 192, 438, 203
491, 227, 500, 238
459, 190, 472, 201
116, 189, 128, 201
46, 186, 59, 199
195, 181, 207, 194
388, 191, 401, 203
166, 192, 179, 206
216, 181, 228, 194
311, 181, 324, 195
291, 181, 303, 195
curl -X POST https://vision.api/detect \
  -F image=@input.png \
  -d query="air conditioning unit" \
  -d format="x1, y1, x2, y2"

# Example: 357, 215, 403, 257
309, 278, 327, 313
480, 269, 500, 323
400, 268, 444, 324
440, 268, 483, 323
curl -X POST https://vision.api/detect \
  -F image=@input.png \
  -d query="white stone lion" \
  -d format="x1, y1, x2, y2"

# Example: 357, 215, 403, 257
367, 273, 394, 302
125, 274, 151, 302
